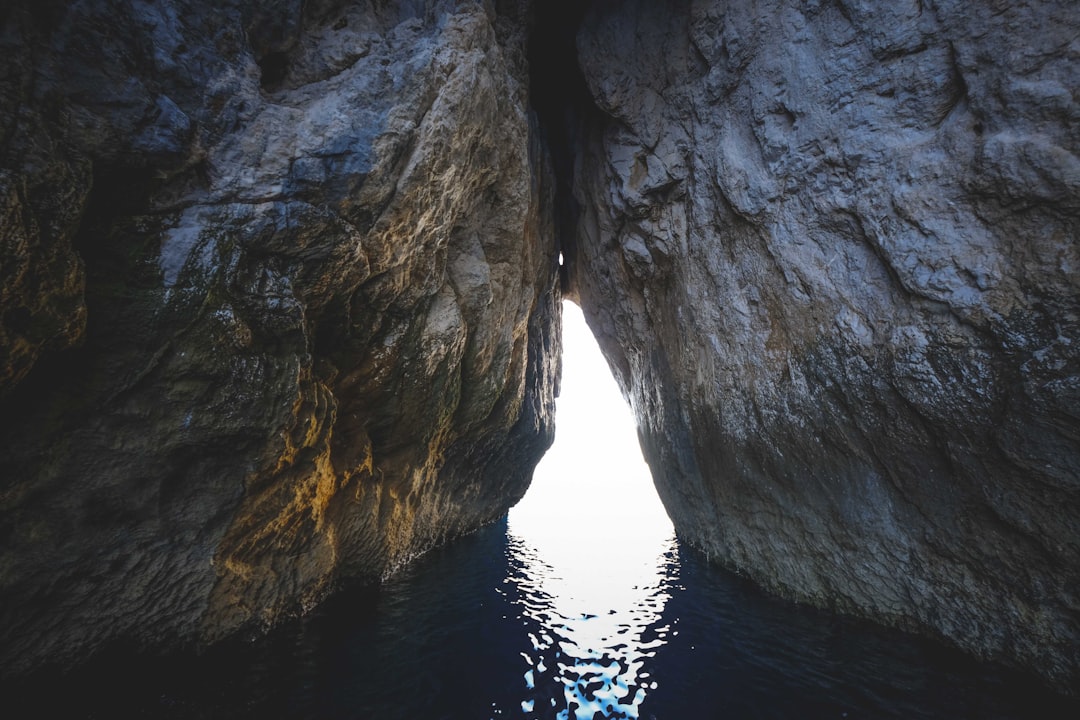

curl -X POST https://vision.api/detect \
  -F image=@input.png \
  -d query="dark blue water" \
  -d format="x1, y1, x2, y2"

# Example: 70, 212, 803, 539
6, 301, 1080, 717
4, 516, 1077, 720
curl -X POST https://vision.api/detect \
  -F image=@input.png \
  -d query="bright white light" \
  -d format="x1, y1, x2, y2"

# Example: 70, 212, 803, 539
506, 300, 675, 719
511, 300, 671, 531
509, 297, 669, 528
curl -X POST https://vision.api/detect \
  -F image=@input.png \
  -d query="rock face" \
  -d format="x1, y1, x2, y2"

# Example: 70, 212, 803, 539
0, 0, 559, 673
2, 0, 1078, 695
566, 0, 1079, 690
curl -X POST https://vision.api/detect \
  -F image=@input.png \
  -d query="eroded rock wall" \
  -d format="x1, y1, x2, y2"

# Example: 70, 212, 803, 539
3, 0, 1078, 693
0, 0, 559, 673
568, 0, 1080, 689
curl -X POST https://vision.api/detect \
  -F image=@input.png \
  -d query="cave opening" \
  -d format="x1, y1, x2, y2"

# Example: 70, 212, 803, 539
519, 0, 671, 561
510, 298, 672, 575
507, 299, 674, 716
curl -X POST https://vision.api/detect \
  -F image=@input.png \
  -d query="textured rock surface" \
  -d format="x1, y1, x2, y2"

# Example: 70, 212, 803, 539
0, 0, 559, 673
2, 0, 1078, 694
567, 0, 1079, 690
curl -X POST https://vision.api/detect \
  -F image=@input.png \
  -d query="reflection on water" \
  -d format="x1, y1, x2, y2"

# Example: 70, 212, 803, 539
501, 531, 676, 719
500, 533, 675, 719
500, 300, 675, 719
5, 524, 1080, 719
4, 302, 1080, 718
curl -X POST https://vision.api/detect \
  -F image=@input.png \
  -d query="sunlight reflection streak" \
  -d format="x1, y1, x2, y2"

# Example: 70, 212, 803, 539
505, 301, 676, 719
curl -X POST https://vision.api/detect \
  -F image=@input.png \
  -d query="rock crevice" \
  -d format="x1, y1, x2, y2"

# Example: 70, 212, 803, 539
1, 0, 1078, 694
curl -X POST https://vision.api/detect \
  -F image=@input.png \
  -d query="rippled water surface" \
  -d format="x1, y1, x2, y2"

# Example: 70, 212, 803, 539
498, 513, 1079, 720
9, 517, 1078, 719
6, 303, 1079, 718
499, 301, 679, 719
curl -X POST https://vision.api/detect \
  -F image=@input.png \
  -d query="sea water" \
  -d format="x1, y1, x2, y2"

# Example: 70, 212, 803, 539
8, 514, 1078, 719
5, 303, 1078, 718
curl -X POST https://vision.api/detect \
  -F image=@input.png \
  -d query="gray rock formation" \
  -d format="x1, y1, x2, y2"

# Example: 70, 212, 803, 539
0, 0, 559, 674
1, 0, 1077, 695
566, 0, 1079, 691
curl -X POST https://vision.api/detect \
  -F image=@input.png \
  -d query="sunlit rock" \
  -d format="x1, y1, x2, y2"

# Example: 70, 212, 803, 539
0, 0, 558, 674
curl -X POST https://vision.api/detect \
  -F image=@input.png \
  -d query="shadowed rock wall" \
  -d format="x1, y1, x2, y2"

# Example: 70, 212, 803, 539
2, 0, 1078, 694
0, 0, 559, 673
567, 0, 1079, 690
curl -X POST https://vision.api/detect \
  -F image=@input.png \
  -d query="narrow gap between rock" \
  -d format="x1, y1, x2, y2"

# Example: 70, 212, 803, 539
527, 0, 605, 299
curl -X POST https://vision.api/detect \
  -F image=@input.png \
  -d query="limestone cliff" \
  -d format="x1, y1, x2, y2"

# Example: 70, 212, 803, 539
2, 0, 1078, 695
565, 0, 1079, 691
0, 0, 559, 673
